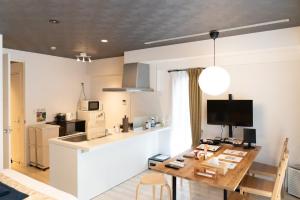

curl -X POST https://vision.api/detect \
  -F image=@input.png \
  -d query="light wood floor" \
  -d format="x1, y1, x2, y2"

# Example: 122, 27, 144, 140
94, 171, 298, 200
11, 162, 49, 184
9, 165, 299, 200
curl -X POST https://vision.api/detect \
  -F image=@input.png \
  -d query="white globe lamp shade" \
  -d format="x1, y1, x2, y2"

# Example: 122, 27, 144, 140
198, 66, 230, 96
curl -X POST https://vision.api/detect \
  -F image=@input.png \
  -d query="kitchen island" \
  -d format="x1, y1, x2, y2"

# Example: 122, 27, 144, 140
49, 127, 170, 200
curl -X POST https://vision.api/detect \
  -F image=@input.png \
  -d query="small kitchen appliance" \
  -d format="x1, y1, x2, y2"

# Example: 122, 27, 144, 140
55, 113, 66, 122
80, 100, 103, 111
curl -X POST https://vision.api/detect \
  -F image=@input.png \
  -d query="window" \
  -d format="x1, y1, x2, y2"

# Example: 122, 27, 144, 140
170, 71, 192, 155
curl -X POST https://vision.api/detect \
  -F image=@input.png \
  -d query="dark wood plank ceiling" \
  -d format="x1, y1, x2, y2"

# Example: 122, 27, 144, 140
0, 0, 299, 59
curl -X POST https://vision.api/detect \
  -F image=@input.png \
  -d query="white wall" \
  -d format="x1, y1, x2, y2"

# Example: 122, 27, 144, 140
14, 26, 297, 167
0, 35, 3, 169
2, 48, 88, 164
87, 57, 164, 129
87, 57, 129, 128
122, 27, 300, 166
3, 48, 89, 124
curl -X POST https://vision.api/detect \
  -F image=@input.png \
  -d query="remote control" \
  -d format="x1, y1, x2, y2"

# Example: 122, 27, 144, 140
176, 157, 185, 162
165, 163, 181, 170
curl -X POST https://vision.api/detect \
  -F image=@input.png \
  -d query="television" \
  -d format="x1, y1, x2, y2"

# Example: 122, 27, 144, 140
207, 100, 253, 126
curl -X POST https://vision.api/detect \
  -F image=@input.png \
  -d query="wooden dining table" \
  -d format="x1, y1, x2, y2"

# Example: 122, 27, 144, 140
150, 144, 261, 200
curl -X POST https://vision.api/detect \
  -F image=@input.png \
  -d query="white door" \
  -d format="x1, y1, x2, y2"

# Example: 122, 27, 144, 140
3, 54, 11, 168
10, 62, 25, 165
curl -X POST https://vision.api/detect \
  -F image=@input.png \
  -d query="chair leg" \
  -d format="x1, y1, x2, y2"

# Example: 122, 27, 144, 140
240, 188, 247, 200
243, 193, 249, 200
165, 184, 172, 200
153, 185, 156, 200
160, 185, 163, 200
281, 186, 285, 199
277, 194, 281, 200
136, 184, 141, 200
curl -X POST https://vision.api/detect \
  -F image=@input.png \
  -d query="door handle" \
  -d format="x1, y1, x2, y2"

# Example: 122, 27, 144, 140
3, 129, 12, 134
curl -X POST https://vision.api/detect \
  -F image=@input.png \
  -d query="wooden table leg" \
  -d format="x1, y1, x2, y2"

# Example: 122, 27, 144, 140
172, 176, 176, 200
224, 189, 228, 200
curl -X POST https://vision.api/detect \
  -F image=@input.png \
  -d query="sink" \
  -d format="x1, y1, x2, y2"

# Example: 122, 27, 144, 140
60, 134, 87, 142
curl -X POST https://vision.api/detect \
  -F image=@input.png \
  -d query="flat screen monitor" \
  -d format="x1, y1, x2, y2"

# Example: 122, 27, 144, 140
207, 100, 253, 127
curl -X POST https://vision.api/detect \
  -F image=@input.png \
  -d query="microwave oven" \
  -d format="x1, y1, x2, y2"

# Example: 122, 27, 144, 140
80, 100, 102, 111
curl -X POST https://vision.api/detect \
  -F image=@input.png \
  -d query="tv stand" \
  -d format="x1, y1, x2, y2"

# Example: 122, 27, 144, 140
228, 94, 233, 138
244, 142, 256, 149
229, 125, 233, 138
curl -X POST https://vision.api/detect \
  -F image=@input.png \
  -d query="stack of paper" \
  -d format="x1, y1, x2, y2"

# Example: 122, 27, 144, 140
223, 149, 247, 157
219, 161, 237, 169
218, 154, 243, 163
197, 144, 221, 152
205, 157, 237, 170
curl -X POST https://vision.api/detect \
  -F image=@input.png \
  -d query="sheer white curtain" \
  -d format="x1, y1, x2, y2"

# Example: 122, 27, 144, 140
170, 71, 192, 156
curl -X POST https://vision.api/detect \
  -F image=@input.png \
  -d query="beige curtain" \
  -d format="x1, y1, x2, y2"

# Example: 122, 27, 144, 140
188, 68, 202, 147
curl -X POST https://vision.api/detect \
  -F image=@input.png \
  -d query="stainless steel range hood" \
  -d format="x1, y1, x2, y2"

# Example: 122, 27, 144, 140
102, 63, 154, 92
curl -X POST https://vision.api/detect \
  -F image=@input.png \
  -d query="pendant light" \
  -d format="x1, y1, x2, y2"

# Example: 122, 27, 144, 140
198, 31, 230, 96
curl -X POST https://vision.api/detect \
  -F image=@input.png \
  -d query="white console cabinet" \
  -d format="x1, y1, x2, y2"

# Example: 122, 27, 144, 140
28, 124, 59, 169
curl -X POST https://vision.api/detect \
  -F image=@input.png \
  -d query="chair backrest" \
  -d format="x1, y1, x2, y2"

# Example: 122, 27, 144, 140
277, 138, 288, 167
272, 151, 289, 200
277, 137, 289, 172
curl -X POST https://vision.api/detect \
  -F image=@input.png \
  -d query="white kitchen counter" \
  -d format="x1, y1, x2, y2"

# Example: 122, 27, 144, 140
49, 127, 171, 200
49, 127, 170, 151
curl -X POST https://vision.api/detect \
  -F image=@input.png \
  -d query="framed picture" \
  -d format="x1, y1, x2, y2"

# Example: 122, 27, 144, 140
36, 109, 46, 122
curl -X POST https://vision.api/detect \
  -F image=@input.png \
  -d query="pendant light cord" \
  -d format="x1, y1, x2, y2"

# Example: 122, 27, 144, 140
214, 38, 216, 66
80, 82, 87, 100
210, 30, 219, 67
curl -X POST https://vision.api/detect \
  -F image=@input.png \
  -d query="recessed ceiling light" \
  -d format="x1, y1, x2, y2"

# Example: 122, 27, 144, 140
101, 39, 108, 43
49, 19, 60, 24
50, 46, 56, 50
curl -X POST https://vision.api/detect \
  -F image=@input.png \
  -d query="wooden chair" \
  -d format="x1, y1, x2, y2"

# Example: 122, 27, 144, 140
229, 151, 289, 200
136, 173, 171, 200
248, 138, 288, 178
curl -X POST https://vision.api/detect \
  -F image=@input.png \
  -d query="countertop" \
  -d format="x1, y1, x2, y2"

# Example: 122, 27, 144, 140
49, 127, 170, 152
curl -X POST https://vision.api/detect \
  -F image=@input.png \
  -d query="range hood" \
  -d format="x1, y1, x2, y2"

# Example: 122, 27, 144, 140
102, 63, 154, 92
